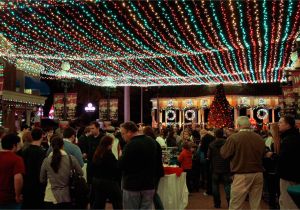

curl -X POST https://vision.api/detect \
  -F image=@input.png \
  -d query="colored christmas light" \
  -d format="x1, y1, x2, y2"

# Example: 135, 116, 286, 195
0, 1, 299, 86
208, 84, 234, 128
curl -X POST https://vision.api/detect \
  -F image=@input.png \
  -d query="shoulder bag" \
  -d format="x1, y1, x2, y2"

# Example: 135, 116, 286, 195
68, 155, 89, 209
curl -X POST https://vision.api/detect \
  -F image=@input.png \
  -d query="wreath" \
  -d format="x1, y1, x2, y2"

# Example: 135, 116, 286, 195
185, 109, 196, 121
166, 109, 176, 121
257, 108, 268, 120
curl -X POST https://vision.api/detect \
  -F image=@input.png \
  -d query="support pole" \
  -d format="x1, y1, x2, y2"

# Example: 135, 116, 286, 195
140, 87, 143, 124
62, 81, 68, 121
124, 86, 130, 122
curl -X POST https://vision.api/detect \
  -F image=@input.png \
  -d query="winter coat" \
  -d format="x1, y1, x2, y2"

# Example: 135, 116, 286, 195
278, 128, 300, 182
208, 138, 230, 174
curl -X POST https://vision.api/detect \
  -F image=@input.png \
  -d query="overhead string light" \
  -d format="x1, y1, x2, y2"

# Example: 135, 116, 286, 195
0, 1, 299, 86
193, 1, 234, 83
200, 0, 246, 83
170, 1, 221, 82
165, 1, 219, 82
265, 0, 277, 82
244, 0, 259, 82
126, 1, 192, 81
274, 0, 298, 81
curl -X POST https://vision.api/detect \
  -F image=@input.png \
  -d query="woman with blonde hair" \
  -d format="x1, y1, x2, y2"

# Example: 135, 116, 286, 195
21, 131, 33, 151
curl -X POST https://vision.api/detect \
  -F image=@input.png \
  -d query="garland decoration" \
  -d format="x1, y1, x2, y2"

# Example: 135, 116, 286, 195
166, 109, 176, 121
185, 109, 196, 121
257, 108, 268, 120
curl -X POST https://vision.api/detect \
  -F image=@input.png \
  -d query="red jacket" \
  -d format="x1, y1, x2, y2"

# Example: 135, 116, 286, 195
178, 149, 192, 170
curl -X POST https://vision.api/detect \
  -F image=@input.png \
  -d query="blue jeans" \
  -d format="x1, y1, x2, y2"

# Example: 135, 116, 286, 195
0, 203, 21, 209
123, 189, 155, 209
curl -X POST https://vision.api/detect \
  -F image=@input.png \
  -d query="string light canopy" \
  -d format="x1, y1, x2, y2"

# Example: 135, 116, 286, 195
0, 0, 300, 87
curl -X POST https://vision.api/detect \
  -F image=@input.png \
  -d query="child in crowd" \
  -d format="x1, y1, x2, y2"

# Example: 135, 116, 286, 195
178, 141, 193, 193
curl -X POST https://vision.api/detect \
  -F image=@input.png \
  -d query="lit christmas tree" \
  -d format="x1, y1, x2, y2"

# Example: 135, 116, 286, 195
208, 84, 234, 128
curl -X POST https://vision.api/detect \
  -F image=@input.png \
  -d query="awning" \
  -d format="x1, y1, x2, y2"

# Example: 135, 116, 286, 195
1, 90, 46, 105
25, 76, 50, 95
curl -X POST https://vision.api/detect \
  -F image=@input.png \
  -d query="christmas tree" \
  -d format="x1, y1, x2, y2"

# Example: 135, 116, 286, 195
208, 84, 234, 128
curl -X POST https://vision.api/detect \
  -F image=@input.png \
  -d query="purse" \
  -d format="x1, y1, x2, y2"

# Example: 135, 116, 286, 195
68, 155, 89, 209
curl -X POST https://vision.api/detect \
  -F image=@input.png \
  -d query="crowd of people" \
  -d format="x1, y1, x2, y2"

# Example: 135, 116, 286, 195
0, 115, 299, 210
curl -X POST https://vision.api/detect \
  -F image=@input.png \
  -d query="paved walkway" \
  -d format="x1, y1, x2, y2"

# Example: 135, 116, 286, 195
186, 189, 269, 209
105, 188, 269, 209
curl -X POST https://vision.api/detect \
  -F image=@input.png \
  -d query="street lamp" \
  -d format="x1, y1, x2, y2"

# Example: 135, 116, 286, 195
59, 62, 74, 121
85, 103, 96, 112
101, 77, 116, 121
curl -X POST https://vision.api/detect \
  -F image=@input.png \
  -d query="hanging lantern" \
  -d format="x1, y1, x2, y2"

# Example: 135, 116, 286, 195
61, 61, 71, 71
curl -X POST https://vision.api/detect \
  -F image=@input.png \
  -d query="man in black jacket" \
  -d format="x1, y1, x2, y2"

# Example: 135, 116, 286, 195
119, 121, 158, 209
208, 128, 231, 208
199, 129, 215, 195
277, 115, 300, 209
21, 128, 46, 209
85, 121, 104, 184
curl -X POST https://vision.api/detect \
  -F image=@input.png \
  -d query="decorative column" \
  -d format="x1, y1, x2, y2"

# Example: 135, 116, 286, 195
165, 110, 167, 124
26, 109, 31, 126
6, 105, 16, 132
182, 110, 185, 126
234, 107, 239, 128
250, 108, 254, 119
151, 109, 156, 128
62, 81, 68, 121
140, 87, 143, 124
159, 111, 162, 125
124, 86, 130, 122
179, 110, 182, 126
201, 109, 205, 126
198, 109, 201, 125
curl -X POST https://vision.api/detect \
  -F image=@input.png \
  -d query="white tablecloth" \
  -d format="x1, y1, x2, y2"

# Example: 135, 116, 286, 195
157, 172, 189, 210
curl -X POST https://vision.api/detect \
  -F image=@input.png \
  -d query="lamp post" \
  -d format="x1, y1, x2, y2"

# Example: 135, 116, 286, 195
62, 80, 69, 121
106, 86, 117, 121
60, 62, 74, 121
101, 78, 116, 121
157, 87, 160, 132
106, 86, 111, 121
140, 87, 143, 125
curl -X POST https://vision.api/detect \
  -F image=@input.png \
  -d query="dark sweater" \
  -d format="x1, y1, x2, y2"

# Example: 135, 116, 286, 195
119, 135, 157, 191
93, 151, 120, 181
85, 134, 104, 184
220, 130, 265, 174
208, 138, 230, 174
192, 130, 201, 144
21, 145, 46, 203
87, 134, 104, 162
278, 128, 300, 182
200, 133, 215, 159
